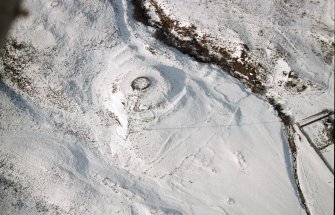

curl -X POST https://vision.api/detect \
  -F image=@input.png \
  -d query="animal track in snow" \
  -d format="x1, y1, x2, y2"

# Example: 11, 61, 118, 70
235, 151, 247, 171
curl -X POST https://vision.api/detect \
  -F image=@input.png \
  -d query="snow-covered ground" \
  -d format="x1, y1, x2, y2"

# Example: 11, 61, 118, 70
0, 0, 333, 214
293, 124, 333, 215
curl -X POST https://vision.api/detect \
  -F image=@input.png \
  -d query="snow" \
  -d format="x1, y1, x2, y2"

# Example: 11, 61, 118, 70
0, 0, 333, 214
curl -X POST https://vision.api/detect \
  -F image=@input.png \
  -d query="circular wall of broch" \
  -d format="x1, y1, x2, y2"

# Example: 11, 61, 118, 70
131, 76, 151, 91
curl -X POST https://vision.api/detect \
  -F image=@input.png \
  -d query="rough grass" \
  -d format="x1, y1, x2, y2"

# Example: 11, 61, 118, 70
0, 39, 37, 96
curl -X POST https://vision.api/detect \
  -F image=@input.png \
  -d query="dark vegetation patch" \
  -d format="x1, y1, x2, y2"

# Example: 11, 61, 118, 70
282, 71, 311, 93
146, 46, 156, 55
45, 88, 73, 111
112, 83, 118, 93
0, 175, 24, 195
0, 39, 37, 96
35, 200, 49, 213
318, 40, 334, 65
131, 0, 150, 26
0, 153, 27, 197
267, 96, 291, 126
321, 117, 334, 147
108, 111, 122, 126
287, 131, 297, 154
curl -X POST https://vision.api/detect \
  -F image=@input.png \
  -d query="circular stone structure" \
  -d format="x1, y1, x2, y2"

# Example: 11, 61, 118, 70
131, 76, 151, 91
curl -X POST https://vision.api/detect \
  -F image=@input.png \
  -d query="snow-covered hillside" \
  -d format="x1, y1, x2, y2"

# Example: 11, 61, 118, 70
0, 0, 333, 214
